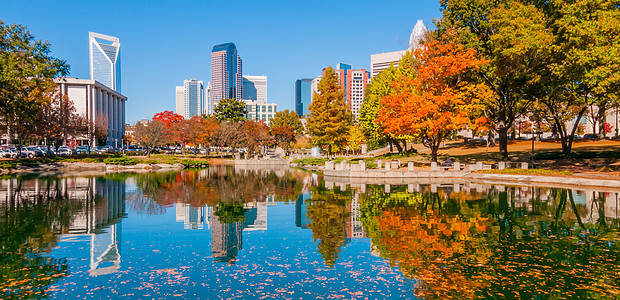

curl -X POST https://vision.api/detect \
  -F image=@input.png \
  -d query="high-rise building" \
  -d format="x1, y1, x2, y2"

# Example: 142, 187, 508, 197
89, 32, 121, 93
345, 69, 370, 120
295, 78, 313, 117
242, 75, 267, 103
175, 79, 204, 119
210, 42, 242, 114
370, 20, 428, 78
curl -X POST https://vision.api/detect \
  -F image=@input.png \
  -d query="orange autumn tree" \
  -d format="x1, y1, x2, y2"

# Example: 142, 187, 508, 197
377, 33, 490, 162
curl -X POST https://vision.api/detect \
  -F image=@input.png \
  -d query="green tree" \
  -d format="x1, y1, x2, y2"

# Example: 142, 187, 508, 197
438, 0, 553, 160
306, 66, 353, 157
0, 21, 69, 151
213, 98, 247, 122
269, 109, 304, 135
538, 0, 620, 153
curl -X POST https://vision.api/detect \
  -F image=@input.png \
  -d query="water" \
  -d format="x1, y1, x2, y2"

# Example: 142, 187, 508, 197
0, 166, 618, 299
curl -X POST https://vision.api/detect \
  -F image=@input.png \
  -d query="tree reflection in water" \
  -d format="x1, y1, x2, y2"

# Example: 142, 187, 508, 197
0, 177, 89, 298
359, 184, 620, 299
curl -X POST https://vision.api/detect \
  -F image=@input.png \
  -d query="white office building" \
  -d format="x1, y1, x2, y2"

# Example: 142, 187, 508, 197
244, 100, 277, 125
242, 75, 267, 103
56, 77, 127, 146
175, 79, 205, 119
89, 32, 121, 93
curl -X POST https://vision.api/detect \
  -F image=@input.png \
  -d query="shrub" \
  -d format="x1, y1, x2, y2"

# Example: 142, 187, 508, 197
103, 157, 141, 165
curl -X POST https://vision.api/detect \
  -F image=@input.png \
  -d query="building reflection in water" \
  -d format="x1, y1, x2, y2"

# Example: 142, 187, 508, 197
0, 177, 126, 277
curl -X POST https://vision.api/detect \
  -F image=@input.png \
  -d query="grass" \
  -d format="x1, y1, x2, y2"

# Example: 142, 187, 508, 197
291, 157, 345, 166
477, 168, 573, 176
0, 154, 209, 169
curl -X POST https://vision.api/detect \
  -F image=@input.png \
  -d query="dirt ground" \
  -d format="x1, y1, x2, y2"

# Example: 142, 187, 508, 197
434, 139, 620, 179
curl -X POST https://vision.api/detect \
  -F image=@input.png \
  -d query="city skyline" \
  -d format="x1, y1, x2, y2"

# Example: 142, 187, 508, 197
0, 1, 441, 123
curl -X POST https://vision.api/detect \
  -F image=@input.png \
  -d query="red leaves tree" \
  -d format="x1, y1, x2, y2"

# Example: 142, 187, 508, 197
377, 33, 491, 162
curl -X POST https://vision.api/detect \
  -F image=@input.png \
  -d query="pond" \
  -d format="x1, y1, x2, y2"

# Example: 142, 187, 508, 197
0, 166, 618, 299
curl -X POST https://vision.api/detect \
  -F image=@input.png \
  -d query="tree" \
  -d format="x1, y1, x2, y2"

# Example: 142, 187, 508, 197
170, 118, 192, 154
213, 98, 247, 122
271, 125, 295, 152
212, 121, 244, 157
188, 115, 219, 154
269, 109, 304, 136
134, 120, 167, 158
538, 0, 620, 153
360, 52, 416, 152
306, 66, 353, 157
438, 0, 554, 160
36, 91, 80, 155
242, 120, 272, 156
0, 21, 69, 153
153, 110, 183, 144
346, 124, 366, 155
377, 33, 491, 162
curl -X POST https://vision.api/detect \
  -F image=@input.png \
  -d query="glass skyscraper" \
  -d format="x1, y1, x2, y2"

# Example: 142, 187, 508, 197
295, 78, 312, 117
89, 32, 121, 93
210, 42, 242, 114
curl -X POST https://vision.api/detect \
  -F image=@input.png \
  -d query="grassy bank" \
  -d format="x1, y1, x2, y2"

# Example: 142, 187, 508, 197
0, 154, 209, 169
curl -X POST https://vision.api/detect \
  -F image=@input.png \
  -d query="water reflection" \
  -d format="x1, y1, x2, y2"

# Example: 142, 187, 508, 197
0, 167, 618, 299
353, 183, 620, 299
0, 176, 125, 298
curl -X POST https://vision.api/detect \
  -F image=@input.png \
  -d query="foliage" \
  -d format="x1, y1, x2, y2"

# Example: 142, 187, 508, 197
214, 201, 247, 224
438, 0, 554, 160
306, 66, 353, 156
213, 98, 247, 122
242, 120, 273, 156
270, 109, 304, 136
346, 124, 365, 154
377, 33, 491, 162
103, 156, 141, 165
134, 120, 167, 158
271, 125, 295, 150
0, 20, 70, 151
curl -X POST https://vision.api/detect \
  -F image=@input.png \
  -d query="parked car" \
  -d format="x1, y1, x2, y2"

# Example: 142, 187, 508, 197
76, 146, 89, 154
21, 147, 38, 158
0, 149, 12, 158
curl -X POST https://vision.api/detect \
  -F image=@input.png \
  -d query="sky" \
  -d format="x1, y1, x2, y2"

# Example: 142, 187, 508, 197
1, 0, 441, 123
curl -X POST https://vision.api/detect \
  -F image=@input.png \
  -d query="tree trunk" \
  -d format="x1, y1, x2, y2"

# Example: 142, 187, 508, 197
498, 126, 509, 160
598, 106, 606, 139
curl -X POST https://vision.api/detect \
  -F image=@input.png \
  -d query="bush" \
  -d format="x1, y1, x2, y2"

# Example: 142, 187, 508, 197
103, 157, 141, 165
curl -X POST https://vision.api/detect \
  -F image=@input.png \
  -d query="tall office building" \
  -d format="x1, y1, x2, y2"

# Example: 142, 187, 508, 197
370, 20, 428, 78
211, 42, 242, 114
89, 32, 121, 93
345, 69, 370, 120
242, 75, 267, 103
175, 79, 204, 119
295, 78, 313, 116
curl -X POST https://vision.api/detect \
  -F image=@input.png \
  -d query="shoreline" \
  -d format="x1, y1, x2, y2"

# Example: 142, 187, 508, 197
0, 161, 185, 176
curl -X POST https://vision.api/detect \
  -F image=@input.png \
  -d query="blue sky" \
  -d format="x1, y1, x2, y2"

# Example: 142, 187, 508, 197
1, 0, 441, 123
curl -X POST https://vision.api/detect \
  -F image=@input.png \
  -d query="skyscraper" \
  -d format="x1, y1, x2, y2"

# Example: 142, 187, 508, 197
242, 75, 267, 103
89, 32, 121, 93
175, 79, 204, 119
211, 42, 242, 114
295, 78, 312, 116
